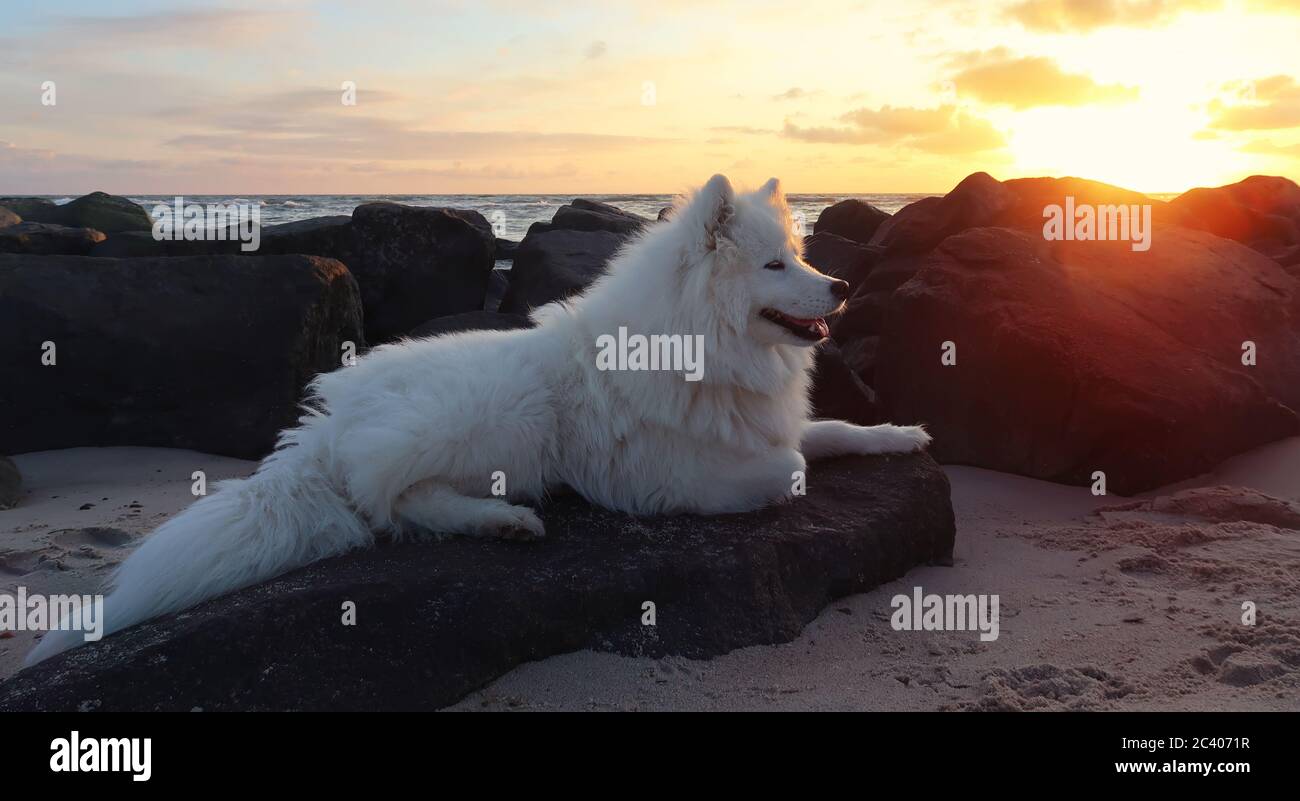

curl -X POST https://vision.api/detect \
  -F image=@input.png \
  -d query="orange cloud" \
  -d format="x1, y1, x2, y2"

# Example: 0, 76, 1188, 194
1208, 75, 1300, 130
950, 51, 1139, 108
1006, 0, 1219, 32
783, 105, 1007, 154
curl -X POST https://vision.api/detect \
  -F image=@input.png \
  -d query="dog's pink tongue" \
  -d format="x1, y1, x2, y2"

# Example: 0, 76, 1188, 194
814, 319, 829, 338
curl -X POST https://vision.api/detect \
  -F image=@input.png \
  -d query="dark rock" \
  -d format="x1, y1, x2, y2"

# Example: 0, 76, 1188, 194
998, 176, 1172, 232
657, 206, 673, 221
260, 215, 353, 255
831, 289, 893, 340
0, 208, 20, 228
813, 199, 891, 244
802, 232, 883, 293
484, 267, 510, 312
832, 174, 1178, 342
89, 229, 249, 258
861, 257, 925, 293
549, 198, 649, 236
0, 456, 20, 510
55, 192, 153, 234
0, 254, 364, 459
867, 173, 1165, 259
0, 197, 62, 224
810, 341, 881, 426
0, 223, 106, 256
875, 227, 1300, 495
1276, 244, 1300, 272
89, 231, 168, 258
498, 229, 624, 314
0, 452, 954, 711
1169, 175, 1300, 261
347, 204, 494, 341
257, 207, 496, 343
838, 335, 879, 383
869, 173, 1013, 256
408, 311, 533, 339
494, 238, 519, 260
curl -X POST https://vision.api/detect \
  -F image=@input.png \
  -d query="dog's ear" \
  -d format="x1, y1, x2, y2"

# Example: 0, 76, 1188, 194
690, 173, 735, 250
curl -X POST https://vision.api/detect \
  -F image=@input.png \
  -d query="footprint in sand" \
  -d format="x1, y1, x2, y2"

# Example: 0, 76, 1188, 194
1189, 621, 1300, 688
0, 546, 65, 577
962, 663, 1136, 711
50, 526, 135, 550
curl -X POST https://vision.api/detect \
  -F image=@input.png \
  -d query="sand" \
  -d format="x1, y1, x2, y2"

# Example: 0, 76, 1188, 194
2, 440, 1298, 710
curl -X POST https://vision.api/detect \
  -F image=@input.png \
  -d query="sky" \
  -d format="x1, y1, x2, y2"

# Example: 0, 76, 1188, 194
1, 0, 1298, 195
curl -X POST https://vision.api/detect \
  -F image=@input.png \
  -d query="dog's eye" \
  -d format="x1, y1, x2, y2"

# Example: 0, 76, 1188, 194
763, 260, 785, 270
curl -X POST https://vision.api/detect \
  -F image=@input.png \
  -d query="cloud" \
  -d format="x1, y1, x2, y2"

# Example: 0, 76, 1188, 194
163, 120, 678, 162
1005, 0, 1220, 32
772, 87, 818, 101
949, 50, 1138, 109
30, 8, 305, 52
709, 125, 778, 135
585, 40, 608, 59
783, 104, 1007, 154
1207, 75, 1300, 130
1239, 138, 1300, 157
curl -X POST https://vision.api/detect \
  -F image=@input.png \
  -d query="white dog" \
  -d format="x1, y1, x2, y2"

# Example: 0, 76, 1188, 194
26, 174, 929, 665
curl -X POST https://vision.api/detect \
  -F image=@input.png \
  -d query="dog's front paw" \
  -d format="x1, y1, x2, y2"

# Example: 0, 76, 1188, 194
481, 505, 546, 542
888, 425, 932, 453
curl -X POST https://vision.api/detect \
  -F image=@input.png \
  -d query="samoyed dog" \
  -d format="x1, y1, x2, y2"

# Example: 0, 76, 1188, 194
26, 174, 929, 665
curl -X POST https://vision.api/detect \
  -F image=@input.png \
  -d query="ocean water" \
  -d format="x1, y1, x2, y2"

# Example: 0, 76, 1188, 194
67, 193, 938, 242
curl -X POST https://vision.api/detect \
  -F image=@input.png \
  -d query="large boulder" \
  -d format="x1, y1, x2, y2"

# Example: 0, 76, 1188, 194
0, 222, 106, 255
544, 199, 649, 236
0, 197, 62, 224
257, 207, 496, 343
88, 231, 168, 258
0, 452, 954, 711
998, 176, 1173, 231
810, 341, 881, 425
0, 254, 364, 459
90, 215, 334, 259
1169, 175, 1300, 262
0, 455, 20, 510
831, 289, 892, 340
833, 174, 1191, 379
494, 238, 519, 260
498, 228, 624, 314
866, 173, 1173, 261
802, 231, 883, 293
55, 192, 153, 234
875, 227, 1300, 494
869, 173, 1014, 256
813, 199, 891, 244
260, 215, 354, 255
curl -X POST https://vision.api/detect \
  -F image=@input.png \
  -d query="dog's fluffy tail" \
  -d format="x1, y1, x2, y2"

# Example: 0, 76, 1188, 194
24, 436, 372, 667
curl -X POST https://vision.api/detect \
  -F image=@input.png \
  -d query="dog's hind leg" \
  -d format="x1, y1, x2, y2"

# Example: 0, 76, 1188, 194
394, 481, 545, 542
800, 419, 931, 460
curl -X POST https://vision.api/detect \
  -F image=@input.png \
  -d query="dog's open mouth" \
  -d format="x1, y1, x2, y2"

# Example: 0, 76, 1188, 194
760, 308, 829, 341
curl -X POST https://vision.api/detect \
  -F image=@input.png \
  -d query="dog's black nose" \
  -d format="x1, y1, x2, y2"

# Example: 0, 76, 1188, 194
830, 279, 850, 301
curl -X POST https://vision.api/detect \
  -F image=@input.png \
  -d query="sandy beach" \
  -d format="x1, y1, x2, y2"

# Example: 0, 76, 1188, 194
2, 439, 1296, 710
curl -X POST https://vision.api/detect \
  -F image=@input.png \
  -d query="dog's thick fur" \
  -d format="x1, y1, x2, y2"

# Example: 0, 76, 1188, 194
26, 175, 929, 665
